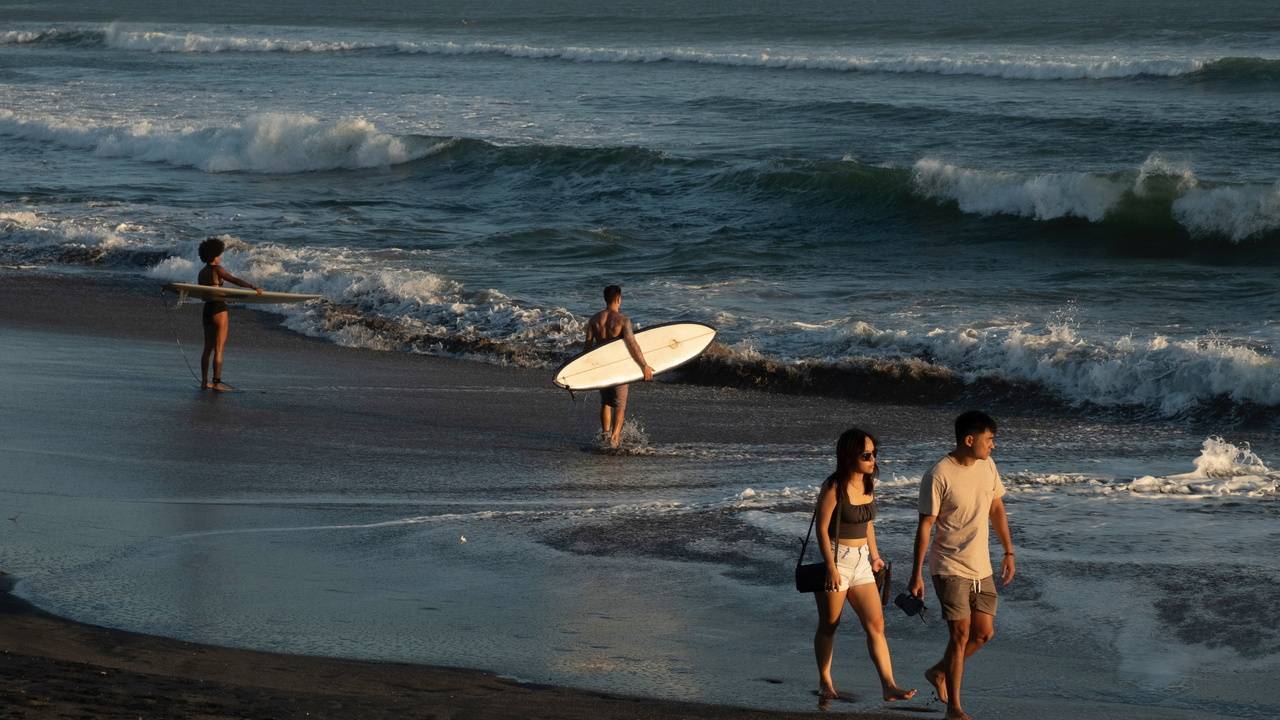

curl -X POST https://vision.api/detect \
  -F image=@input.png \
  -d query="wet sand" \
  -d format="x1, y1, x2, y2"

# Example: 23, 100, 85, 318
0, 269, 910, 719
0, 575, 897, 719
3, 269, 1255, 720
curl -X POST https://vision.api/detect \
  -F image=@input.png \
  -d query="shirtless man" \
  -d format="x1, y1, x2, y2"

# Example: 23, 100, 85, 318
584, 285, 653, 448
909, 411, 1016, 720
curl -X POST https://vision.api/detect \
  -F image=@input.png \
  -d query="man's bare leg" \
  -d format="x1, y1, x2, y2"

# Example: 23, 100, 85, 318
599, 405, 613, 443
607, 385, 629, 448
928, 610, 994, 707
925, 663, 948, 704
965, 611, 995, 658
608, 405, 624, 448
941, 617, 971, 720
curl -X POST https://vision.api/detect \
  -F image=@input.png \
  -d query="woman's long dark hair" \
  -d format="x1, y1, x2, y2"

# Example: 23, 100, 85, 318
825, 427, 878, 497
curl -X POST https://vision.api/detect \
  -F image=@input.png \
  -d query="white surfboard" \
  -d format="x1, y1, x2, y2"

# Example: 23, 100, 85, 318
163, 282, 322, 305
553, 321, 717, 391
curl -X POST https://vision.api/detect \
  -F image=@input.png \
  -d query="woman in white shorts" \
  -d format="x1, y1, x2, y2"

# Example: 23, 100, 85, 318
813, 427, 916, 704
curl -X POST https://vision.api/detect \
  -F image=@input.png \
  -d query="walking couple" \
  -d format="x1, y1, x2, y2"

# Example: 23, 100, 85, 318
809, 411, 1016, 720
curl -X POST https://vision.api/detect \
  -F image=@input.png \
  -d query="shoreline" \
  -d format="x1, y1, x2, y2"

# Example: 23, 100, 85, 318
2, 268, 1272, 720
0, 576, 891, 719
0, 269, 907, 718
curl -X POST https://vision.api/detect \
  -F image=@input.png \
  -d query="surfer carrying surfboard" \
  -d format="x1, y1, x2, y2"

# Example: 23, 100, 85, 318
584, 285, 653, 448
197, 237, 261, 391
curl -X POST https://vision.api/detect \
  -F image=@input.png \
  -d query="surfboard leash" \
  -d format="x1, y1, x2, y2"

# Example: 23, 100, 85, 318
161, 287, 204, 387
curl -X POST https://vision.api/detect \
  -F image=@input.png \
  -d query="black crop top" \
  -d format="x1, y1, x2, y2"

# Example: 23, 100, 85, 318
828, 498, 877, 540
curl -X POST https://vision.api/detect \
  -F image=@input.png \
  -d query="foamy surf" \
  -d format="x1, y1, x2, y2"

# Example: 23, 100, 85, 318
3, 202, 1277, 418
912, 154, 1280, 241
1130, 437, 1279, 497
0, 110, 448, 173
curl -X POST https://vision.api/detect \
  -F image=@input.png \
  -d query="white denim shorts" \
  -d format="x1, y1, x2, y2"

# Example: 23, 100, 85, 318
831, 543, 875, 591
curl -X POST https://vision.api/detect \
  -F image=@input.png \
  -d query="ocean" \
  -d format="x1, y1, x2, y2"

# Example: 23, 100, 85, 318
1, 1, 1278, 717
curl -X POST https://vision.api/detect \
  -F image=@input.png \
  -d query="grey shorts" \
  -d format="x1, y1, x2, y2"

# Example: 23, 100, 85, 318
600, 384, 629, 410
932, 575, 998, 620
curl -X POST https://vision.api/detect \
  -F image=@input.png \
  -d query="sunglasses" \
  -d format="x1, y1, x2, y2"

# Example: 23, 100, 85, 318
858, 451, 877, 461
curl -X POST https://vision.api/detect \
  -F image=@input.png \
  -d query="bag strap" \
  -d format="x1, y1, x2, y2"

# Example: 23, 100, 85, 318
797, 479, 841, 569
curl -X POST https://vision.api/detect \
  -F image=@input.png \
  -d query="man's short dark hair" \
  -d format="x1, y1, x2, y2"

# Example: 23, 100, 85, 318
955, 410, 997, 444
198, 237, 225, 264
603, 285, 622, 304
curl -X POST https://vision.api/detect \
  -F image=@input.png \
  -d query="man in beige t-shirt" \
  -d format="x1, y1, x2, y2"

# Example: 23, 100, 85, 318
909, 411, 1016, 720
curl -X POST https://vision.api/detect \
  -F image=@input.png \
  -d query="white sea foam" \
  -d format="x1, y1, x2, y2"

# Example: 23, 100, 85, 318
1130, 437, 1278, 496
0, 110, 447, 174
912, 158, 1128, 222
912, 155, 1280, 242
149, 238, 586, 366
0, 208, 159, 254
103, 24, 375, 54
1172, 182, 1280, 242
719, 315, 1280, 415
0, 30, 51, 44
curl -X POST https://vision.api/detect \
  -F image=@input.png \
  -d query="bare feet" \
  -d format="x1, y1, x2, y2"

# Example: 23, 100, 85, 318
882, 685, 917, 702
925, 666, 948, 704
209, 381, 232, 392
945, 707, 973, 720
817, 685, 839, 701
608, 433, 621, 449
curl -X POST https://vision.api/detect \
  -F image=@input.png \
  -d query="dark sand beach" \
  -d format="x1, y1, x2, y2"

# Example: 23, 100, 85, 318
2, 575, 894, 719
1, 269, 1274, 720
0, 270, 914, 719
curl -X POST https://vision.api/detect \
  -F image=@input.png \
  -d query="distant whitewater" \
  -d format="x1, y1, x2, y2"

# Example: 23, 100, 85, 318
9, 24, 1280, 82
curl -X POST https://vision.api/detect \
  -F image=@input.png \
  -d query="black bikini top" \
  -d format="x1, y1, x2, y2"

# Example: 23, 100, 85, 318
828, 497, 877, 540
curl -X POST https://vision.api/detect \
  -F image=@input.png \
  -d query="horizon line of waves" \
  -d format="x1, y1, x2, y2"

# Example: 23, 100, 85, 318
11, 26, 1280, 82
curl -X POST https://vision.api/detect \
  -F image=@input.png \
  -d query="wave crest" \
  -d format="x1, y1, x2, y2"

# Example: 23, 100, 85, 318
0, 110, 449, 174
911, 155, 1280, 242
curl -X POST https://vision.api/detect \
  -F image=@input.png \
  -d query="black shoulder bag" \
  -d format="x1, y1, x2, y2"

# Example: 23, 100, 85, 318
795, 486, 837, 593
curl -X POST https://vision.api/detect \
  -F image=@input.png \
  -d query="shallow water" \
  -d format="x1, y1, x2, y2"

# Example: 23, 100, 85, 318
2, 303, 1278, 718
2, 0, 1278, 421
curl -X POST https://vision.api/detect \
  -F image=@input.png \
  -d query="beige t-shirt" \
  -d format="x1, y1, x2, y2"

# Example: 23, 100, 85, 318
919, 455, 1005, 579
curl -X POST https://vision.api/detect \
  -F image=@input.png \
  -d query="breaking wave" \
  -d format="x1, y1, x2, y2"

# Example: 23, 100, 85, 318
687, 320, 1280, 419
3, 109, 1277, 244
0, 110, 449, 174
910, 155, 1280, 242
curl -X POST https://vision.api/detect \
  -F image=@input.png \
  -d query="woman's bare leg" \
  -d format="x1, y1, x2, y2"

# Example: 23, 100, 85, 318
210, 312, 229, 391
847, 583, 916, 701
814, 588, 845, 699
200, 319, 217, 388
